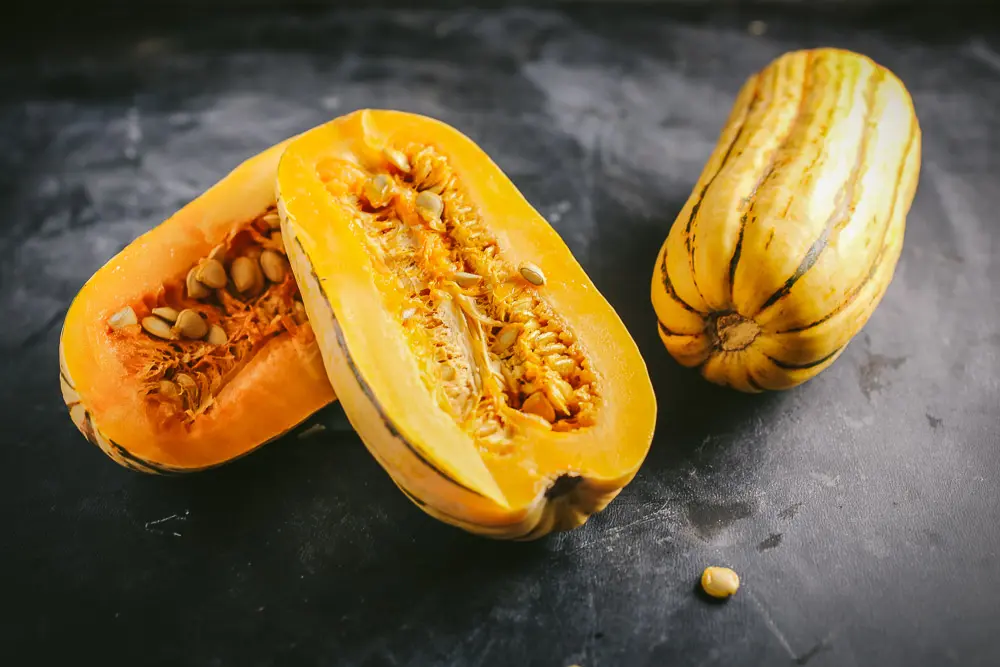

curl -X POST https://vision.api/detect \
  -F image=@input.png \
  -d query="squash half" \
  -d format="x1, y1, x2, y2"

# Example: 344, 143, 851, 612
652, 48, 921, 391
277, 110, 656, 539
60, 139, 335, 473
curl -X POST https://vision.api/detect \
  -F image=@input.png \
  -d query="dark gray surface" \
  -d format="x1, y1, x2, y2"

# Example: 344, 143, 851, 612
4, 5, 999, 667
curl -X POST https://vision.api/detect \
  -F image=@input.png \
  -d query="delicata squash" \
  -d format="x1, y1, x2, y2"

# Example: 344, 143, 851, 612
60, 138, 335, 473
652, 48, 921, 391
277, 110, 656, 539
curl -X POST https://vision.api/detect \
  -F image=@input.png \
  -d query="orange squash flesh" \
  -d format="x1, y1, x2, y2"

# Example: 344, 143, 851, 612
277, 110, 657, 538
60, 139, 335, 473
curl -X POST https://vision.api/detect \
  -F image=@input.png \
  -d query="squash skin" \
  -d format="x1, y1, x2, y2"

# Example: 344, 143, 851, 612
278, 110, 657, 539
60, 139, 336, 473
651, 48, 921, 392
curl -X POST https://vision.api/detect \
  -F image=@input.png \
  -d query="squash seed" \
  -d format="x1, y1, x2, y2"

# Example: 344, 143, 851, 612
108, 306, 137, 330
141, 316, 178, 340
174, 373, 199, 405
365, 174, 394, 208
151, 307, 179, 323
196, 258, 228, 289
453, 271, 481, 288
518, 261, 546, 286
206, 324, 228, 346
158, 380, 181, 402
208, 244, 227, 262
174, 309, 208, 340
522, 392, 556, 423
269, 231, 285, 255
260, 249, 288, 283
415, 191, 444, 224
186, 267, 210, 299
292, 301, 308, 325
701, 566, 740, 599
441, 365, 457, 381
262, 211, 281, 229
385, 147, 411, 173
231, 256, 262, 294
401, 307, 416, 322
493, 324, 520, 353
245, 245, 263, 261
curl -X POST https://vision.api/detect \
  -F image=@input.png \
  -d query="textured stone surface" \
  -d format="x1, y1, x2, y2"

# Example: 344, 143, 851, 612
3, 6, 999, 667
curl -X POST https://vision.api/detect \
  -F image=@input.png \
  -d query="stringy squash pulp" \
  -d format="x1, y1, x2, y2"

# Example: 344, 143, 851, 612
277, 110, 656, 539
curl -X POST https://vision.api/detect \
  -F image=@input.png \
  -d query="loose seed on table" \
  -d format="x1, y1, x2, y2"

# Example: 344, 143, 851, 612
196, 258, 228, 289
260, 249, 288, 283
700, 566, 740, 599
175, 309, 208, 340
141, 316, 177, 340
186, 267, 210, 299
518, 261, 546, 286
151, 307, 179, 323
108, 306, 137, 329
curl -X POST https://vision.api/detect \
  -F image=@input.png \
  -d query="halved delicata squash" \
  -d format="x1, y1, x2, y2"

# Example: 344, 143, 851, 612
277, 110, 657, 539
652, 48, 921, 391
60, 138, 336, 473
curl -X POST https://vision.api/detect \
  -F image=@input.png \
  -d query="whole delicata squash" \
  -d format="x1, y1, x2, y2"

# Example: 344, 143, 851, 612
652, 48, 921, 391
277, 110, 657, 539
60, 139, 335, 473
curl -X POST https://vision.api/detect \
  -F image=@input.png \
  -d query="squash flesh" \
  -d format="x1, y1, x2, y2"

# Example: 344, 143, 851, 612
652, 48, 921, 392
60, 139, 335, 471
279, 110, 656, 535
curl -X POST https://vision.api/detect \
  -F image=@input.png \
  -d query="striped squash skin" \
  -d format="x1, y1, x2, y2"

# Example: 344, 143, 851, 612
651, 48, 921, 392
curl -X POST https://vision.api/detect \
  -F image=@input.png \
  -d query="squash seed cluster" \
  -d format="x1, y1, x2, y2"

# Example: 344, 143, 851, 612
105, 208, 307, 420
319, 144, 599, 452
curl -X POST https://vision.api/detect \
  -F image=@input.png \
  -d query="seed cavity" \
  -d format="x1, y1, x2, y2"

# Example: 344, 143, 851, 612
125, 208, 308, 423
108, 306, 137, 330
518, 262, 546, 286
324, 145, 599, 448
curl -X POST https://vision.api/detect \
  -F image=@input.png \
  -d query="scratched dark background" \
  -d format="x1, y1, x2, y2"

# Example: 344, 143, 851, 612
3, 2, 999, 666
